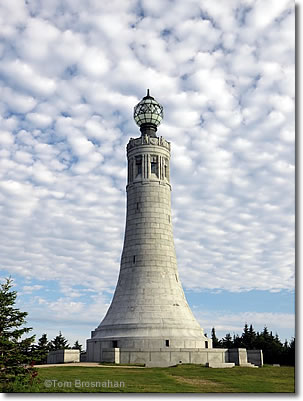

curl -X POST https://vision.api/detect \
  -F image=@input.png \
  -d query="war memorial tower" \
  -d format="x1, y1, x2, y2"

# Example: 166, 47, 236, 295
86, 91, 262, 368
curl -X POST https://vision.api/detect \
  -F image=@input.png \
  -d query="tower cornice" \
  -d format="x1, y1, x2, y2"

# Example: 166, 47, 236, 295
127, 135, 171, 152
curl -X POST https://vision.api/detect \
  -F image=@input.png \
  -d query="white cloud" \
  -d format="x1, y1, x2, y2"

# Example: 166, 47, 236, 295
22, 285, 43, 294
79, 47, 110, 78
26, 113, 53, 128
245, 0, 292, 30
0, 130, 14, 147
0, 60, 57, 97
0, 0, 294, 340
0, 0, 28, 39
0, 86, 37, 114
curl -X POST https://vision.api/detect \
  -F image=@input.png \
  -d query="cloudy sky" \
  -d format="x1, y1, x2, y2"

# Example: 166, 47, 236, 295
0, 0, 295, 348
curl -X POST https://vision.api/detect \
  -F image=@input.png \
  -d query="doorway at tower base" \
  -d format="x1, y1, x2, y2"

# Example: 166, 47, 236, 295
86, 340, 263, 368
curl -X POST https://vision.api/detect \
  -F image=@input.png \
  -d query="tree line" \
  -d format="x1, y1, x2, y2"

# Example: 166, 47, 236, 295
29, 332, 83, 364
210, 325, 295, 366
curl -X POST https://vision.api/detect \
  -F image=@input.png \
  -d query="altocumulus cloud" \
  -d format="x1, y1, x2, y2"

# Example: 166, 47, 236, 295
0, 0, 294, 342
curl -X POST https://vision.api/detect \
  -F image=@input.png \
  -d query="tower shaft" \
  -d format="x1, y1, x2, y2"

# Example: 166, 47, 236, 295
88, 135, 210, 352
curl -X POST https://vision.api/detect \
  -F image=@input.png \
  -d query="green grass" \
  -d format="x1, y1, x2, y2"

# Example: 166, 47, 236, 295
3, 364, 295, 393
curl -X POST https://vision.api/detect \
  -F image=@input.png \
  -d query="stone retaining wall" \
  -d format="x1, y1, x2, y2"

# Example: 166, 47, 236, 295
87, 347, 263, 368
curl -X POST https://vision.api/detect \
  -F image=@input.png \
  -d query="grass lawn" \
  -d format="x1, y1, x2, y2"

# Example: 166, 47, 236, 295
4, 364, 295, 393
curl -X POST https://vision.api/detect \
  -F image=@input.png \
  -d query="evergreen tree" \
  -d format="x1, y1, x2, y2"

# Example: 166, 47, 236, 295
0, 278, 37, 391
222, 333, 233, 348
33, 334, 50, 364
49, 331, 70, 351
262, 326, 270, 340
280, 339, 290, 365
248, 324, 257, 349
288, 338, 295, 366
239, 323, 257, 349
217, 323, 295, 366
258, 326, 283, 364
72, 340, 82, 352
233, 333, 242, 348
38, 333, 49, 349
254, 330, 263, 350
241, 323, 250, 348
211, 327, 222, 348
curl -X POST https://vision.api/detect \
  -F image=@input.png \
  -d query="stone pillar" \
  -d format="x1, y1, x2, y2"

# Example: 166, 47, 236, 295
228, 349, 247, 365
247, 350, 263, 366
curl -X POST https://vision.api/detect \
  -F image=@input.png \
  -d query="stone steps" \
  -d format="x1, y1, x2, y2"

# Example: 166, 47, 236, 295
239, 363, 259, 368
206, 362, 258, 368
206, 362, 235, 368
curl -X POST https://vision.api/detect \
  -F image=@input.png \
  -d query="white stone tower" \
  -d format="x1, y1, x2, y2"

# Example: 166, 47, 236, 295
87, 90, 211, 364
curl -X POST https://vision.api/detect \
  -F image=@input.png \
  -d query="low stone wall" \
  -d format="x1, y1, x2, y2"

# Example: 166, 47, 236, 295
99, 347, 228, 367
87, 346, 263, 368
47, 350, 80, 364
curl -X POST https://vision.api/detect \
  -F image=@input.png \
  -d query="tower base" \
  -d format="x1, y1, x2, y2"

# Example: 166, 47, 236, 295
86, 339, 263, 368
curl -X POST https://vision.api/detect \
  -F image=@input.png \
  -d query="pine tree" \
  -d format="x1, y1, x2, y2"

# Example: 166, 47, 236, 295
248, 324, 256, 349
217, 323, 295, 366
241, 323, 250, 348
72, 340, 82, 352
262, 326, 270, 340
211, 327, 222, 348
254, 330, 263, 350
258, 326, 283, 364
222, 333, 233, 348
288, 338, 295, 366
33, 334, 50, 364
240, 324, 257, 349
49, 332, 70, 351
233, 333, 242, 348
38, 333, 49, 349
0, 278, 37, 390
